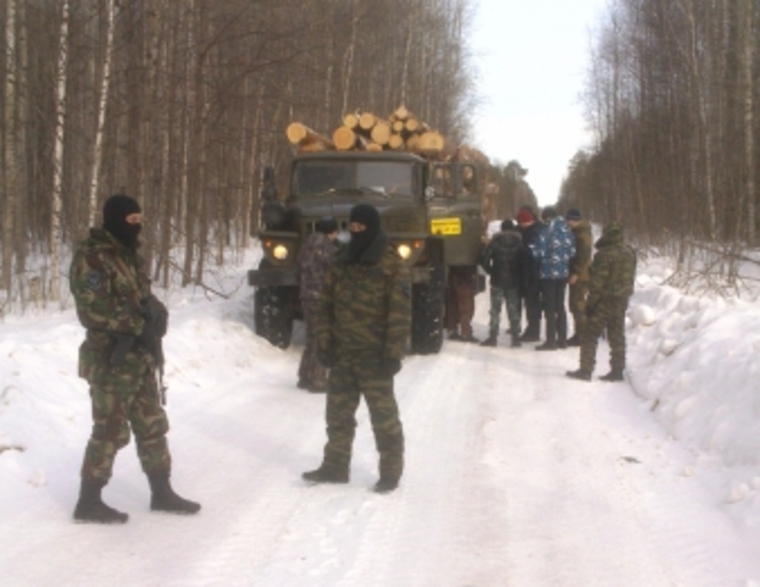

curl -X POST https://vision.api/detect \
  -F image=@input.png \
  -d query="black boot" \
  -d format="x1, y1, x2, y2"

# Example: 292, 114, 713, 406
302, 466, 349, 484
566, 368, 592, 381
511, 335, 522, 348
373, 477, 400, 494
147, 472, 201, 514
73, 478, 128, 524
599, 370, 624, 382
480, 334, 497, 347
566, 334, 581, 347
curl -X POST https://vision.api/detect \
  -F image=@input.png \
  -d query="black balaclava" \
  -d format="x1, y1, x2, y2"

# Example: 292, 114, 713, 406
347, 204, 380, 262
103, 194, 142, 249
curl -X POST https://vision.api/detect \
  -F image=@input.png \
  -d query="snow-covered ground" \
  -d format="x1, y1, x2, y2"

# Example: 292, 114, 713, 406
2, 244, 760, 586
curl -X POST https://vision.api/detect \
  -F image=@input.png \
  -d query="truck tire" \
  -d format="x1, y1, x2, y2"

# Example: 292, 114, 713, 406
254, 285, 294, 349
410, 263, 445, 354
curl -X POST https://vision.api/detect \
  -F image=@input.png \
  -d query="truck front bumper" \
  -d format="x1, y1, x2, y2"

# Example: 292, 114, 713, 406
248, 268, 298, 287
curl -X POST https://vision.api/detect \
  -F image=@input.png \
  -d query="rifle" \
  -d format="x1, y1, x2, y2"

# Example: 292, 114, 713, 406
139, 294, 169, 405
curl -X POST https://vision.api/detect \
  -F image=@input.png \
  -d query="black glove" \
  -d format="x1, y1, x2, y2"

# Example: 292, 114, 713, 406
317, 348, 335, 368
378, 358, 401, 378
110, 333, 136, 367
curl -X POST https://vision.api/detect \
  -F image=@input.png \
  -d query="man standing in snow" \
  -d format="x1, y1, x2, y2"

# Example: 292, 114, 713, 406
479, 219, 526, 348
69, 194, 200, 523
516, 207, 542, 342
531, 206, 576, 350
304, 203, 411, 493
566, 209, 593, 346
295, 216, 339, 392
567, 223, 637, 382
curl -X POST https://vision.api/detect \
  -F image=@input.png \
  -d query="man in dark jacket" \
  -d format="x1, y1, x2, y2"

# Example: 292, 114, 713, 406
304, 204, 411, 493
479, 219, 525, 347
566, 209, 592, 346
69, 194, 200, 524
567, 223, 637, 382
517, 208, 542, 342
295, 217, 339, 392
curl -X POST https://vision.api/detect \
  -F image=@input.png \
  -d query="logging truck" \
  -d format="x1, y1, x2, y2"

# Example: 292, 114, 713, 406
248, 107, 484, 354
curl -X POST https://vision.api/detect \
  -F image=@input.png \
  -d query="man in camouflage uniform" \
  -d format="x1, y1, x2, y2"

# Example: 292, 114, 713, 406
69, 194, 200, 523
296, 216, 339, 392
566, 209, 592, 346
303, 204, 411, 493
567, 223, 637, 382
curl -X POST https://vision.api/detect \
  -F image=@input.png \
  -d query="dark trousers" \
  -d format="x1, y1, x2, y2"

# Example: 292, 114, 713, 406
539, 279, 567, 346
521, 282, 541, 337
445, 266, 476, 336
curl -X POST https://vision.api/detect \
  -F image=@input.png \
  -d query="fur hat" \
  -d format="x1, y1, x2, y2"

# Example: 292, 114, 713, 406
565, 208, 582, 221
315, 216, 338, 234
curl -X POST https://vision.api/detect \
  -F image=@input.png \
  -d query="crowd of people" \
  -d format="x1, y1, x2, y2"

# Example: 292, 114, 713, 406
68, 197, 636, 524
453, 204, 637, 383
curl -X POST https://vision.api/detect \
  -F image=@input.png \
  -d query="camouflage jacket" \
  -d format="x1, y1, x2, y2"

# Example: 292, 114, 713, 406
69, 228, 154, 379
315, 231, 411, 361
531, 216, 576, 280
569, 220, 593, 282
296, 232, 338, 301
587, 224, 637, 310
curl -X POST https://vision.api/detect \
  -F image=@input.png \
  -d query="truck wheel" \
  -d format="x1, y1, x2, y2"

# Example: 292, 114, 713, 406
254, 286, 294, 349
410, 263, 445, 354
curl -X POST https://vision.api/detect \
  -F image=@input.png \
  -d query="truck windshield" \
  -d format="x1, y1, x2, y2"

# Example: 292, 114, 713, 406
293, 160, 414, 197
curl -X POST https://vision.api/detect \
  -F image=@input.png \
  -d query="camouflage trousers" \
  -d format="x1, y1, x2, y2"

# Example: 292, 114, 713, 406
488, 285, 521, 337
569, 280, 589, 338
580, 298, 629, 373
298, 301, 327, 390
322, 355, 404, 481
81, 359, 171, 483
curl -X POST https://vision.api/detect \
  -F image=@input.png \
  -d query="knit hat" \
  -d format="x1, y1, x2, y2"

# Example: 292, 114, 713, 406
541, 206, 558, 220
565, 208, 582, 221
501, 219, 515, 231
103, 194, 142, 249
516, 210, 533, 225
315, 216, 338, 235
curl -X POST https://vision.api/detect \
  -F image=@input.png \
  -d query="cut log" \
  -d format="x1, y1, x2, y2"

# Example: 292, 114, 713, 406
391, 119, 405, 133
417, 131, 445, 153
299, 141, 329, 153
406, 134, 420, 151
388, 134, 405, 150
332, 125, 357, 150
405, 118, 422, 133
286, 122, 330, 146
366, 142, 383, 152
359, 112, 378, 131
343, 112, 360, 129
370, 121, 392, 145
393, 105, 410, 121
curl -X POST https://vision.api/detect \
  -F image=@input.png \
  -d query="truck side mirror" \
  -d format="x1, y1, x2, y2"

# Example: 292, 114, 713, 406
261, 166, 277, 202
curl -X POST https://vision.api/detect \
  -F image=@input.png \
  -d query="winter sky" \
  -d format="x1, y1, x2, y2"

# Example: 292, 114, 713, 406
471, 0, 609, 205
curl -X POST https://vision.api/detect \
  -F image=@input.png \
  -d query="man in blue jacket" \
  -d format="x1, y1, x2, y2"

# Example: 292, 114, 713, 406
530, 206, 575, 350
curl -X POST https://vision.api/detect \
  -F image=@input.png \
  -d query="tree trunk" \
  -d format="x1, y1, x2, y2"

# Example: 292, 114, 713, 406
87, 0, 116, 227
49, 0, 70, 304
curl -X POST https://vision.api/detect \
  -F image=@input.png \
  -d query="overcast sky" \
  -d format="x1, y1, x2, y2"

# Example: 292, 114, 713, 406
470, 0, 609, 206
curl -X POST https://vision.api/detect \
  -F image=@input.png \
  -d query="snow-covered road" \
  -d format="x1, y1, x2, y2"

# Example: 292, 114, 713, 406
2, 284, 760, 586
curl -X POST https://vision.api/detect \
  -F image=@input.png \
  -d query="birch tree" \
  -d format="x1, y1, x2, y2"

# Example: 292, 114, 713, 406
49, 0, 70, 303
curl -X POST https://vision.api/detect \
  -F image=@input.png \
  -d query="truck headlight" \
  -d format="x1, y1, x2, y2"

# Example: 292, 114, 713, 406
273, 244, 289, 260
397, 244, 413, 260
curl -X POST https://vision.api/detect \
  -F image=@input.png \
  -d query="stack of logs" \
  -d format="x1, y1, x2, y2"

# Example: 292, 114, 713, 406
286, 105, 447, 157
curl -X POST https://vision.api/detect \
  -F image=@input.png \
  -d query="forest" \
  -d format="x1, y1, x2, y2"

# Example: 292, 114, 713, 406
2, 0, 758, 312
0, 0, 490, 311
561, 0, 760, 267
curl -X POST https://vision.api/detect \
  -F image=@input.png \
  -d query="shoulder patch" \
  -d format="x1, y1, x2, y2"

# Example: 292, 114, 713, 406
86, 270, 104, 292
